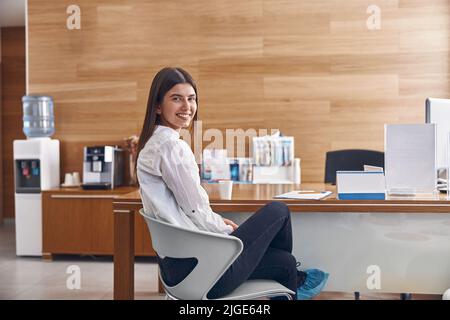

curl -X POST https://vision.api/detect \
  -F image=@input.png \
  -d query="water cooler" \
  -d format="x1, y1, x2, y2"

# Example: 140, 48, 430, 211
14, 95, 60, 256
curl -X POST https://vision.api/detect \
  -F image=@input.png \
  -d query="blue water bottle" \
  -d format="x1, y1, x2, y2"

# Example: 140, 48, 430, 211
230, 159, 239, 182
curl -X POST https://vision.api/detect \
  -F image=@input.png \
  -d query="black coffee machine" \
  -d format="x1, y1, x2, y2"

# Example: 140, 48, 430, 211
81, 146, 124, 189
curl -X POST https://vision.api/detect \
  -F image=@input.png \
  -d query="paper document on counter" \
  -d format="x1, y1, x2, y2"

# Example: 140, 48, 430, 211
363, 165, 384, 172
274, 190, 332, 200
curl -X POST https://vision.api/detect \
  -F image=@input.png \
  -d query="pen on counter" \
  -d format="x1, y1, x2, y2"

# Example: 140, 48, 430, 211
297, 190, 329, 194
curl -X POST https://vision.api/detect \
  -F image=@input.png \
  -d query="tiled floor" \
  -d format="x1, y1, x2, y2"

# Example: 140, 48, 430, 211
0, 221, 442, 300
0, 221, 163, 300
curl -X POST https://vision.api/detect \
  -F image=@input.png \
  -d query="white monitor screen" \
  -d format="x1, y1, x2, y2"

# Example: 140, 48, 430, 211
425, 98, 450, 171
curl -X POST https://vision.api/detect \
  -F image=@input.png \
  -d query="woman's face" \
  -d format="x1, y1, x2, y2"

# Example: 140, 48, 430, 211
157, 83, 197, 132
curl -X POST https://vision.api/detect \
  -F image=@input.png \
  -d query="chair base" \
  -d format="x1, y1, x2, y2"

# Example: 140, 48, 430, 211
163, 279, 294, 300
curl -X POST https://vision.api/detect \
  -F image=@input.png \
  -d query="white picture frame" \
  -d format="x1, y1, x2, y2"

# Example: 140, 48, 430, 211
385, 123, 437, 196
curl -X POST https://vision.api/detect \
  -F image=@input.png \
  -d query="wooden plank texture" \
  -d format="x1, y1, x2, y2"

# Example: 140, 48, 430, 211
24, 0, 450, 194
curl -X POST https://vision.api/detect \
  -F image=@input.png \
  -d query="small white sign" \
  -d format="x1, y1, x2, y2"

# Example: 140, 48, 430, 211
337, 171, 385, 199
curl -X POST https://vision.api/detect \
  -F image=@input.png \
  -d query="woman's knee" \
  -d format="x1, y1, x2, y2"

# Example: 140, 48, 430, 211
265, 201, 290, 218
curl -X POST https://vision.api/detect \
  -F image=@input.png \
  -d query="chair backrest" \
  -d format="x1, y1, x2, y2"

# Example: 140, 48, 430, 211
324, 149, 385, 184
139, 209, 243, 300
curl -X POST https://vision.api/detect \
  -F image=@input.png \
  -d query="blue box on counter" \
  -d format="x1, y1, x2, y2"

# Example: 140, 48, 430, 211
336, 171, 386, 200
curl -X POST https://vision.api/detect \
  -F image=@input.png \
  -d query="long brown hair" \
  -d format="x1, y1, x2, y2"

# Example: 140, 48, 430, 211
136, 67, 198, 166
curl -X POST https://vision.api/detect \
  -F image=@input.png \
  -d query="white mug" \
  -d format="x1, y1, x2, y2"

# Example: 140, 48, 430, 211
72, 172, 81, 185
64, 173, 74, 186
218, 180, 233, 200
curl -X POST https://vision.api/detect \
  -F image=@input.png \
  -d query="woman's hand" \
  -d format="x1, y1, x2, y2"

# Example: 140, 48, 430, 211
223, 218, 239, 231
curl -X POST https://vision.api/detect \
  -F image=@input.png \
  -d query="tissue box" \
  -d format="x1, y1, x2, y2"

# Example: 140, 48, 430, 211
336, 171, 386, 200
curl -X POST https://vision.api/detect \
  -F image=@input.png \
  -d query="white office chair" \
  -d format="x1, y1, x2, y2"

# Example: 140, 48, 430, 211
139, 209, 295, 300
444, 288, 450, 300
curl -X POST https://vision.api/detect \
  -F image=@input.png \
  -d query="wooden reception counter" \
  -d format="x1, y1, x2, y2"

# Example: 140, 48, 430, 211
42, 186, 155, 260
113, 183, 450, 299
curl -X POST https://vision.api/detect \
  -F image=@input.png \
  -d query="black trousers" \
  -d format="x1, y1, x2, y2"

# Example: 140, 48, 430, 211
158, 201, 301, 299
208, 201, 299, 299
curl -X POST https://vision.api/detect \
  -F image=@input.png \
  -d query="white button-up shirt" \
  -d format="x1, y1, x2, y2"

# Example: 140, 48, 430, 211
137, 125, 233, 235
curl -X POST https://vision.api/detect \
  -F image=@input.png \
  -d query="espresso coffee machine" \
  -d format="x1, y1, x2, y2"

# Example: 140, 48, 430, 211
81, 146, 124, 189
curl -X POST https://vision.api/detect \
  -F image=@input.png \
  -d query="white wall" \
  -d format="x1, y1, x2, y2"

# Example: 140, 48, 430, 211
0, 0, 26, 27
0, 27, 3, 223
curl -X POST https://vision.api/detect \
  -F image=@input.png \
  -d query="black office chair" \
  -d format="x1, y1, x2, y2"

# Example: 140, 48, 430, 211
325, 149, 383, 300
324, 149, 413, 300
324, 149, 385, 185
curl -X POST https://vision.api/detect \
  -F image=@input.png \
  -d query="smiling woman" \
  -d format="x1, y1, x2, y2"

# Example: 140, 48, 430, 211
136, 67, 198, 160
156, 83, 197, 131
135, 67, 329, 300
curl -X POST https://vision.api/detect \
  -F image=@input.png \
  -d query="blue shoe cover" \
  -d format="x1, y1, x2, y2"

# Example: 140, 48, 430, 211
297, 269, 329, 300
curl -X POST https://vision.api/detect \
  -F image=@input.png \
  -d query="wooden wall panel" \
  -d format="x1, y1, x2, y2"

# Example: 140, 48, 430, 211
1, 27, 25, 219
26, 0, 450, 187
